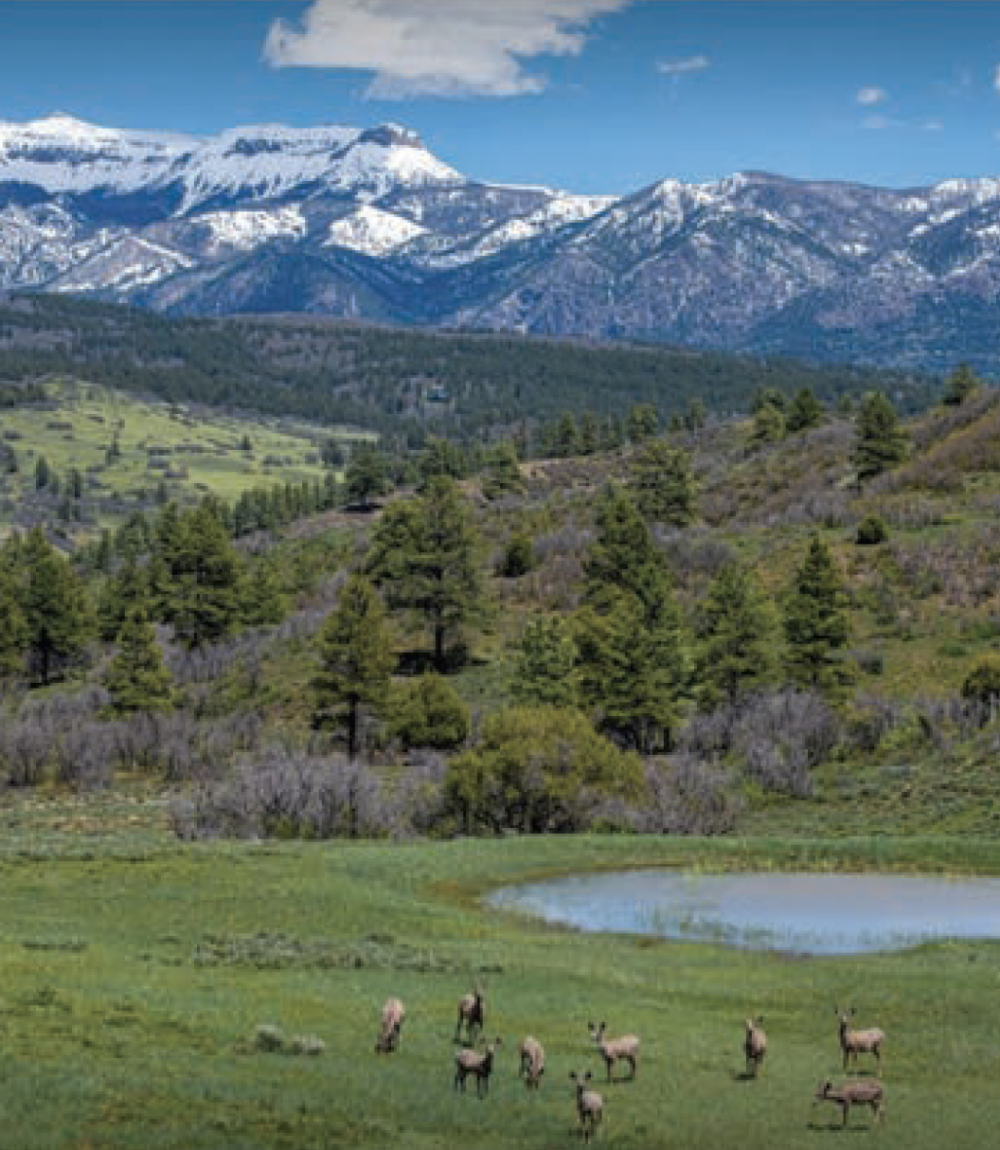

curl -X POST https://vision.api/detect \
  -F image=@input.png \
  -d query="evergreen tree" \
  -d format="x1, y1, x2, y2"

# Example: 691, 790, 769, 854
499, 531, 537, 578
418, 437, 466, 485
21, 527, 92, 685
345, 444, 390, 509
576, 586, 685, 753
555, 413, 579, 457
785, 387, 825, 433
584, 484, 667, 614
784, 535, 852, 694
0, 562, 29, 679
161, 501, 244, 648
626, 403, 659, 444
512, 616, 578, 709
313, 574, 395, 758
367, 477, 485, 671
694, 562, 776, 708
751, 387, 787, 414
241, 559, 287, 627
750, 401, 786, 444
97, 556, 149, 642
481, 441, 524, 500
942, 363, 980, 407
34, 455, 52, 490
852, 392, 908, 481
104, 609, 174, 715
628, 441, 697, 526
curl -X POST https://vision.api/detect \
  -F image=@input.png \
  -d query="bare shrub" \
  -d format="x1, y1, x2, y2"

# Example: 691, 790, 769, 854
624, 754, 743, 834
171, 750, 399, 841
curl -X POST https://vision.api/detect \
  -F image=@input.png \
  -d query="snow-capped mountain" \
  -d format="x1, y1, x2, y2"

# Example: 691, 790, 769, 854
5, 113, 1000, 370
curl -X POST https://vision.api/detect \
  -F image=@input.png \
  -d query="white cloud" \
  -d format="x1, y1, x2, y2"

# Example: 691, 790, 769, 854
861, 114, 903, 131
856, 86, 887, 107
264, 0, 635, 99
657, 55, 710, 77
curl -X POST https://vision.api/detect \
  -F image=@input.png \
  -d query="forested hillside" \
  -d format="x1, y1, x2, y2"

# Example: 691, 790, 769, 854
0, 340, 996, 840
0, 294, 936, 445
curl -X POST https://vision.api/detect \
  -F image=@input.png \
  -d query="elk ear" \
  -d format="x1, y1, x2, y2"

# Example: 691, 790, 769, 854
758, 1015, 764, 1025
570, 1071, 578, 1082
585, 1071, 592, 1082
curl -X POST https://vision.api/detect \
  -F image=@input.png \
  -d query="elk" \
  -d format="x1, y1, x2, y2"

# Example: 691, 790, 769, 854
374, 996, 405, 1054
836, 1007, 885, 1073
571, 1070, 604, 1142
814, 1079, 885, 1128
454, 1037, 502, 1098
518, 1035, 545, 1089
588, 1022, 639, 1082
455, 984, 485, 1044
744, 1015, 767, 1078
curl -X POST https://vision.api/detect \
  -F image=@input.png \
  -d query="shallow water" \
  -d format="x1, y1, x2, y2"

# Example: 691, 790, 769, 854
487, 870, 1000, 954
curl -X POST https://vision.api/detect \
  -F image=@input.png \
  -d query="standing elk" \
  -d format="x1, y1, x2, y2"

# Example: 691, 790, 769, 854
455, 984, 485, 1044
588, 1022, 639, 1082
814, 1079, 885, 1128
454, 1037, 502, 1098
571, 1070, 604, 1142
744, 1015, 767, 1078
836, 1007, 885, 1073
518, 1035, 545, 1089
375, 996, 405, 1054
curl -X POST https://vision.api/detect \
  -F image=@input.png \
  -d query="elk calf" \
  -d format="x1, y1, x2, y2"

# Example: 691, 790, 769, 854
518, 1035, 545, 1090
836, 1007, 885, 1073
814, 1079, 885, 1128
375, 996, 405, 1054
455, 985, 485, 1044
589, 1022, 639, 1082
744, 1015, 767, 1078
454, 1037, 502, 1098
571, 1070, 604, 1142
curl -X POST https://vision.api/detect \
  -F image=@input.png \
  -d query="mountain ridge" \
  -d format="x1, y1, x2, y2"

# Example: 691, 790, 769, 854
3, 114, 1000, 371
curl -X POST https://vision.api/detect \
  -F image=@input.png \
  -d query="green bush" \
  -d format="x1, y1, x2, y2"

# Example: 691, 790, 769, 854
499, 532, 537, 578
961, 655, 1000, 707
390, 674, 470, 750
444, 706, 643, 834
855, 514, 888, 545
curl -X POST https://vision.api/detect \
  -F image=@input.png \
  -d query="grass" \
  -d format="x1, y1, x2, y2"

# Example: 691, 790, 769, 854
1, 793, 1000, 1148
0, 379, 373, 538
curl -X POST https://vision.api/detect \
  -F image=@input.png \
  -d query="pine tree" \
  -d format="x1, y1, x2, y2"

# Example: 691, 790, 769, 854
750, 401, 786, 444
161, 501, 244, 648
694, 562, 776, 708
584, 484, 667, 614
241, 560, 287, 626
786, 387, 825, 433
481, 442, 524, 500
313, 574, 395, 758
626, 403, 659, 444
852, 392, 908, 481
942, 363, 980, 407
784, 535, 852, 694
345, 444, 390, 508
97, 556, 149, 642
628, 441, 697, 526
512, 616, 578, 708
390, 673, 469, 750
21, 527, 92, 685
367, 477, 485, 671
0, 562, 29, 679
576, 585, 686, 753
104, 609, 174, 715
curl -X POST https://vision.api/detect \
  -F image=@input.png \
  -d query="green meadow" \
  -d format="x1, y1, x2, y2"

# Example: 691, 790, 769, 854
2, 794, 999, 1150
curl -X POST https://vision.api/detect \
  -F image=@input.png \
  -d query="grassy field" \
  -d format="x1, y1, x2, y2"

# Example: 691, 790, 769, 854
0, 379, 373, 537
1, 794, 999, 1149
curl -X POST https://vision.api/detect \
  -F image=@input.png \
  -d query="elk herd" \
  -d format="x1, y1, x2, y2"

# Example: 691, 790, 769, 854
374, 985, 888, 1139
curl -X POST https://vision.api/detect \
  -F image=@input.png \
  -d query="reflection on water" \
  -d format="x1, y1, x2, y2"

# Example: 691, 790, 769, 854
488, 870, 1000, 954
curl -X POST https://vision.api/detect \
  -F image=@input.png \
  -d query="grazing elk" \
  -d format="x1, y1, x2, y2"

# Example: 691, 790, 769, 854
744, 1015, 767, 1078
374, 996, 405, 1054
814, 1079, 885, 1128
571, 1070, 604, 1142
454, 1037, 502, 1098
836, 1007, 885, 1073
455, 984, 486, 1044
588, 1022, 639, 1082
518, 1035, 545, 1090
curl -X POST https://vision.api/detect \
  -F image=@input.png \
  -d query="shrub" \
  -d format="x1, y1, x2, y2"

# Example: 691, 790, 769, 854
961, 654, 1000, 709
856, 514, 888, 546
444, 706, 644, 834
390, 674, 470, 750
499, 532, 537, 578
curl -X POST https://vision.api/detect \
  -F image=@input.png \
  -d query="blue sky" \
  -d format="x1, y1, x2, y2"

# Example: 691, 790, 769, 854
2, 1, 1000, 193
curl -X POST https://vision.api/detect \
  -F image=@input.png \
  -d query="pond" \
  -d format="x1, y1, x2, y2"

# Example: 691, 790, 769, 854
487, 869, 1000, 954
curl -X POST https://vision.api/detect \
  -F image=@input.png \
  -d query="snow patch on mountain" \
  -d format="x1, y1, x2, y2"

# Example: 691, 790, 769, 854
325, 205, 427, 255
188, 206, 307, 253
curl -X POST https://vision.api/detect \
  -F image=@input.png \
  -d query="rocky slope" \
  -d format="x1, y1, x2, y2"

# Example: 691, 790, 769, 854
3, 114, 1000, 370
